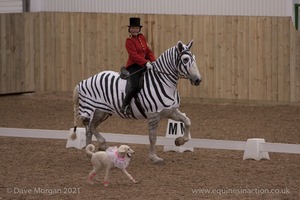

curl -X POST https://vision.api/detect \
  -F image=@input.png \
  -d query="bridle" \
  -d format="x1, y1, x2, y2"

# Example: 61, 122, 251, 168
153, 49, 194, 80
123, 49, 194, 80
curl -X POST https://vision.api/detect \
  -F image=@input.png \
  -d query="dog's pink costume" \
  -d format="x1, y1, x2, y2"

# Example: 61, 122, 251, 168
106, 147, 130, 169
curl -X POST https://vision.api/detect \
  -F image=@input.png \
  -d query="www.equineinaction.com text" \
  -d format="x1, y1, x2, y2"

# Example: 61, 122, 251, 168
191, 187, 291, 195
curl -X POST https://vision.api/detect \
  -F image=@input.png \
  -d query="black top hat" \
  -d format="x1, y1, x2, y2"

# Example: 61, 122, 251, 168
128, 17, 143, 28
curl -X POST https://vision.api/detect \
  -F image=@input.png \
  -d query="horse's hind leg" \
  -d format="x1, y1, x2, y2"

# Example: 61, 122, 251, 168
88, 109, 110, 151
82, 118, 92, 145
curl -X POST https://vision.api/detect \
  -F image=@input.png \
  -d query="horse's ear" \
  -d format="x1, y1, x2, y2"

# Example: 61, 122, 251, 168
187, 39, 193, 49
176, 41, 184, 53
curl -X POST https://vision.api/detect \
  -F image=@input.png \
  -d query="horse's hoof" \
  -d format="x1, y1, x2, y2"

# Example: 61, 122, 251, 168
150, 155, 165, 165
154, 160, 165, 165
175, 137, 181, 146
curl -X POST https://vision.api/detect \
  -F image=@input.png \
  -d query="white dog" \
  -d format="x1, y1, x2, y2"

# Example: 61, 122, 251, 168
85, 144, 138, 187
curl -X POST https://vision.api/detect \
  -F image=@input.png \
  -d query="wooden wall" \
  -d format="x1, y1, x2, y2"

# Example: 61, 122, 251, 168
0, 13, 35, 94
1, 13, 299, 103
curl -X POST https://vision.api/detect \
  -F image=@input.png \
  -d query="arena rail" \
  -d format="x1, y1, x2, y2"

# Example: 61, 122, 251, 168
0, 128, 299, 160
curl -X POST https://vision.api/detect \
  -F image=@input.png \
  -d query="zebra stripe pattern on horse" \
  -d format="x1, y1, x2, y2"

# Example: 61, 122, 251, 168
77, 40, 201, 120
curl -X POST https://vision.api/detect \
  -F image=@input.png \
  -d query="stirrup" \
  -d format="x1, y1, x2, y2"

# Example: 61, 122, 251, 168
120, 105, 132, 115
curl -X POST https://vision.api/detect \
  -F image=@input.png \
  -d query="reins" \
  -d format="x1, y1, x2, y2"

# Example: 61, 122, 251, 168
152, 69, 188, 79
123, 49, 193, 80
122, 67, 145, 79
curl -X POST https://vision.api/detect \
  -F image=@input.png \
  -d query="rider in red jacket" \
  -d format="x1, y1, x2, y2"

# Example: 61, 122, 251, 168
120, 17, 156, 115
125, 32, 156, 67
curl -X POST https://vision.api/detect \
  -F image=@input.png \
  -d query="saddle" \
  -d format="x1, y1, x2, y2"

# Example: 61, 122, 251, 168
120, 66, 130, 79
119, 66, 147, 118
120, 66, 144, 90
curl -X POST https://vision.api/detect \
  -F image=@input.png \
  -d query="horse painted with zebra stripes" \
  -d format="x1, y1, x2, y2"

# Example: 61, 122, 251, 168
70, 40, 202, 164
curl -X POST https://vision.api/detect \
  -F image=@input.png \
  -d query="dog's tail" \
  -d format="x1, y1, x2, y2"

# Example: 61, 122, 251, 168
85, 144, 95, 157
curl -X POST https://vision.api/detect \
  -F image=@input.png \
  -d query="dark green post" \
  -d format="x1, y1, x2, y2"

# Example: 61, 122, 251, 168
295, 4, 300, 30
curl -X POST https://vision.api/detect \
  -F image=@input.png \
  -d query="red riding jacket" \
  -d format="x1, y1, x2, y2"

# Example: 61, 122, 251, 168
125, 34, 156, 67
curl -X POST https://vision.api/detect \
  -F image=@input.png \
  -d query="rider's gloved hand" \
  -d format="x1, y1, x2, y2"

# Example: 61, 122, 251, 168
145, 62, 153, 70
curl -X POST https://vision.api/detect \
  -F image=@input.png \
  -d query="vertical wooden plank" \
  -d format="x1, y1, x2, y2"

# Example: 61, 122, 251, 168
282, 17, 291, 102
0, 14, 6, 93
18, 13, 25, 92
121, 14, 130, 65
113, 13, 126, 71
271, 17, 278, 101
209, 15, 217, 99
214, 16, 225, 99
248, 17, 258, 100
95, 13, 104, 75
99, 13, 109, 74
43, 12, 49, 91
243, 16, 250, 100
24, 13, 35, 92
201, 15, 212, 99
224, 16, 233, 99
104, 13, 113, 71
5, 14, 15, 93
11, 13, 21, 93
34, 13, 40, 91
231, 16, 238, 100
70, 13, 83, 86
289, 20, 296, 102
277, 17, 290, 102
237, 16, 249, 100
62, 13, 71, 91
277, 17, 284, 101
96, 14, 105, 76
53, 13, 61, 91
151, 14, 161, 56
84, 13, 98, 76
257, 17, 265, 101
263, 17, 273, 101
159, 14, 169, 53
40, 12, 46, 91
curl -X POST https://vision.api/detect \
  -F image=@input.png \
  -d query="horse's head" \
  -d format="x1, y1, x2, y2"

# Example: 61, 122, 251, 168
176, 40, 202, 86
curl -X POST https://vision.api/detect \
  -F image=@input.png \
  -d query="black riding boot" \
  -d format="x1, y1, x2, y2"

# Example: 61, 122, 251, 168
120, 64, 145, 115
120, 80, 137, 115
120, 93, 134, 115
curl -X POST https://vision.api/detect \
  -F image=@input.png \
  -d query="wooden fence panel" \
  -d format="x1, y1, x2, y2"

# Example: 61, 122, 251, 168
0, 13, 299, 103
0, 13, 34, 94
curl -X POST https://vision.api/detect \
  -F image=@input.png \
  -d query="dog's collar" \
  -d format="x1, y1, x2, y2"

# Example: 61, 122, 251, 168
106, 147, 130, 169
115, 151, 125, 160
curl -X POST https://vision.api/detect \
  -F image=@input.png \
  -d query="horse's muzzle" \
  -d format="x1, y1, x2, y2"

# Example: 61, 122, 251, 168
191, 76, 202, 86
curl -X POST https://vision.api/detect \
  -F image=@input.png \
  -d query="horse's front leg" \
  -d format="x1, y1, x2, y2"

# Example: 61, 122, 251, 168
148, 113, 164, 164
169, 108, 191, 146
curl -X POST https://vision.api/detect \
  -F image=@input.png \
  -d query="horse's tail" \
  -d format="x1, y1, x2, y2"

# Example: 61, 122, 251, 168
85, 144, 95, 157
70, 85, 79, 140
